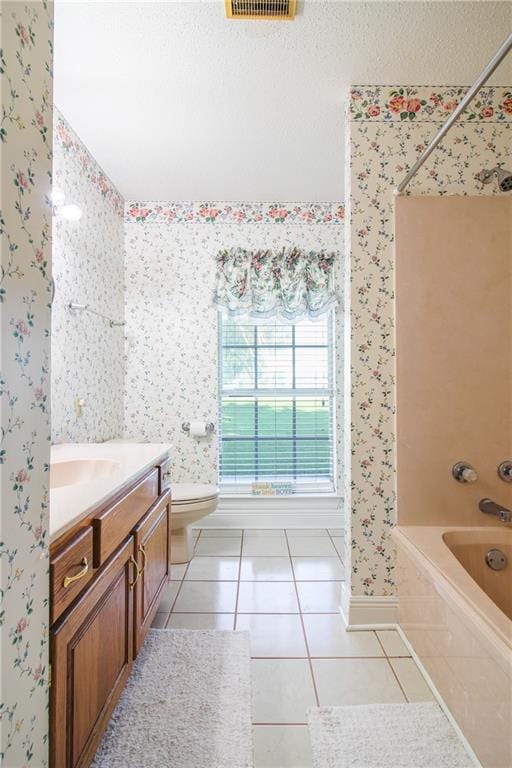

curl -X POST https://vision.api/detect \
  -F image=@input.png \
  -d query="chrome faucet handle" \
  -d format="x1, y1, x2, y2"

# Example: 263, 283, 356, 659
452, 462, 477, 483
479, 498, 512, 523
498, 461, 512, 483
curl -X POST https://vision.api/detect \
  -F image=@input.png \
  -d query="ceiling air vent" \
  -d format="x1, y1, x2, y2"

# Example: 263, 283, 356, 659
225, 0, 296, 20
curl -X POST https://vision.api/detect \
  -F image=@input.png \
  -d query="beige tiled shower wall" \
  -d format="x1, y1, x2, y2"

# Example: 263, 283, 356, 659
395, 195, 512, 526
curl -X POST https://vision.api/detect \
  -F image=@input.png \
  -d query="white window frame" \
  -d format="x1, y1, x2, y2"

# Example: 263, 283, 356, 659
217, 311, 336, 495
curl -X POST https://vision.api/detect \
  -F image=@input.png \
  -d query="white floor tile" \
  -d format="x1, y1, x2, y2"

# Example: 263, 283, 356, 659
287, 538, 337, 557
390, 658, 435, 702
238, 582, 299, 613
292, 557, 344, 581
236, 614, 307, 657
304, 616, 383, 657
286, 529, 328, 537
194, 537, 242, 556
157, 581, 180, 612
253, 726, 313, 767
243, 537, 289, 556
296, 582, 341, 613
376, 630, 411, 657
240, 557, 294, 581
327, 529, 344, 536
199, 528, 242, 537
252, 659, 316, 723
244, 529, 286, 537
185, 556, 240, 581
172, 581, 238, 613
166, 613, 235, 630
312, 658, 406, 706
169, 563, 188, 580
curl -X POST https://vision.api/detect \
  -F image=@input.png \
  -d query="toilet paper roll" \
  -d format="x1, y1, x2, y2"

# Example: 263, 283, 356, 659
189, 421, 208, 438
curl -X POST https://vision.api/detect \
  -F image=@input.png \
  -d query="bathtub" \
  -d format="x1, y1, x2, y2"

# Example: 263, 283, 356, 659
393, 526, 512, 768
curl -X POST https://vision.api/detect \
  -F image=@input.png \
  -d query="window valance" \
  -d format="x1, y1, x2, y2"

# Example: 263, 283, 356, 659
214, 247, 338, 321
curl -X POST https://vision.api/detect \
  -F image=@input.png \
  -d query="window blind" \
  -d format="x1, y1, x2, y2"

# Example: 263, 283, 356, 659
218, 312, 335, 494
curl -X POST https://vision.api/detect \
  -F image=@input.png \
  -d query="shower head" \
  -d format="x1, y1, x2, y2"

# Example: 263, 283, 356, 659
477, 166, 512, 192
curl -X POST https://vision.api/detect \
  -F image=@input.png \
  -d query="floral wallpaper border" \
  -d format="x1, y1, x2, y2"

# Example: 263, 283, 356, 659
54, 110, 124, 217
349, 86, 512, 122
125, 201, 345, 225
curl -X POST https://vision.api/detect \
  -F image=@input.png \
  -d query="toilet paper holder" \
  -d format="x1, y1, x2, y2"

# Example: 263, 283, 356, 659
181, 421, 215, 436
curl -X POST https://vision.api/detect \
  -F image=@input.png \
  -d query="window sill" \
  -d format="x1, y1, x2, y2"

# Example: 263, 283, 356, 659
219, 492, 342, 500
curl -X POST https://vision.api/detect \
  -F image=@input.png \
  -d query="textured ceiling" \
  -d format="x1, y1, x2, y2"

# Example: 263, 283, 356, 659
54, 1, 512, 201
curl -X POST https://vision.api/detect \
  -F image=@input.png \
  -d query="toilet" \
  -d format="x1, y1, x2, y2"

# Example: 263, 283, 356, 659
169, 483, 218, 563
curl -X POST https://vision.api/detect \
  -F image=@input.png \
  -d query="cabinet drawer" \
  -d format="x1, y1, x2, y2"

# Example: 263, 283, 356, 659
92, 468, 158, 566
50, 528, 94, 624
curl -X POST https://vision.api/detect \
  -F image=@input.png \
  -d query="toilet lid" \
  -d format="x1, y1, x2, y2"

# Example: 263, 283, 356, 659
172, 483, 219, 503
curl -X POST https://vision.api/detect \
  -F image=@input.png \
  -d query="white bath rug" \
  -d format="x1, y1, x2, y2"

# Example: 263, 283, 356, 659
92, 628, 253, 768
308, 702, 475, 768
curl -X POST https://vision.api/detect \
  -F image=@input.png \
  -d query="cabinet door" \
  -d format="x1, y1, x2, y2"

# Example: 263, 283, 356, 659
133, 490, 170, 656
51, 537, 136, 768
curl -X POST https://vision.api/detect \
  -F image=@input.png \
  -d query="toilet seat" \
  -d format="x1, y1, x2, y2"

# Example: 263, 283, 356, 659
171, 483, 218, 505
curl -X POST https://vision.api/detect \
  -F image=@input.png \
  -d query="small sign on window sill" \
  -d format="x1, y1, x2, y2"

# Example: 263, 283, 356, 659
252, 482, 296, 496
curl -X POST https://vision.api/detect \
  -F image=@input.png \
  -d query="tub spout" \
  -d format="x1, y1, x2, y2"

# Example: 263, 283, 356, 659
479, 498, 512, 523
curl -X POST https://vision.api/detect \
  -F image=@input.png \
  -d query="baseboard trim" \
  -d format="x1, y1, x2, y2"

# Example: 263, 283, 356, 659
396, 627, 482, 767
196, 495, 344, 529
340, 583, 399, 630
197, 511, 344, 528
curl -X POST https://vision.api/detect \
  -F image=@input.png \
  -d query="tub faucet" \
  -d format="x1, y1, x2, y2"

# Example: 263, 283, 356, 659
479, 498, 511, 523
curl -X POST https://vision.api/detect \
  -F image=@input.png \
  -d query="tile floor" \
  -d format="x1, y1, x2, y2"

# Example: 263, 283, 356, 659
152, 528, 434, 768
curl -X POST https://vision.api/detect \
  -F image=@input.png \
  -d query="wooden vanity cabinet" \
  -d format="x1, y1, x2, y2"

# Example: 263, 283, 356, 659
132, 489, 170, 656
51, 537, 135, 768
50, 456, 171, 768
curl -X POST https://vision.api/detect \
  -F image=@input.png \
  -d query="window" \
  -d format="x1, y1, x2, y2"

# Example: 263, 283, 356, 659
218, 311, 335, 494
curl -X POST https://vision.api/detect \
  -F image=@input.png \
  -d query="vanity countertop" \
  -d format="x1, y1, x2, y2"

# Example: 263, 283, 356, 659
50, 442, 171, 544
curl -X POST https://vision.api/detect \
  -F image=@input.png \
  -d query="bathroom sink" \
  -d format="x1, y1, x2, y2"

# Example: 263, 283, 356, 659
50, 458, 121, 489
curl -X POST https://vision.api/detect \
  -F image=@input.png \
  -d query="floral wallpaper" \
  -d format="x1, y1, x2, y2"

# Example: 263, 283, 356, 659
123, 207, 343, 488
1, 3, 53, 765
345, 86, 511, 597
51, 110, 125, 443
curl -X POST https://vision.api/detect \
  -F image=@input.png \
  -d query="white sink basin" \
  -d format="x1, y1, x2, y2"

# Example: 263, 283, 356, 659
50, 458, 121, 489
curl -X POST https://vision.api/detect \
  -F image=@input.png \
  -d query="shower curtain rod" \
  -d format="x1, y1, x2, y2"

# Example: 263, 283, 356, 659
395, 31, 512, 195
